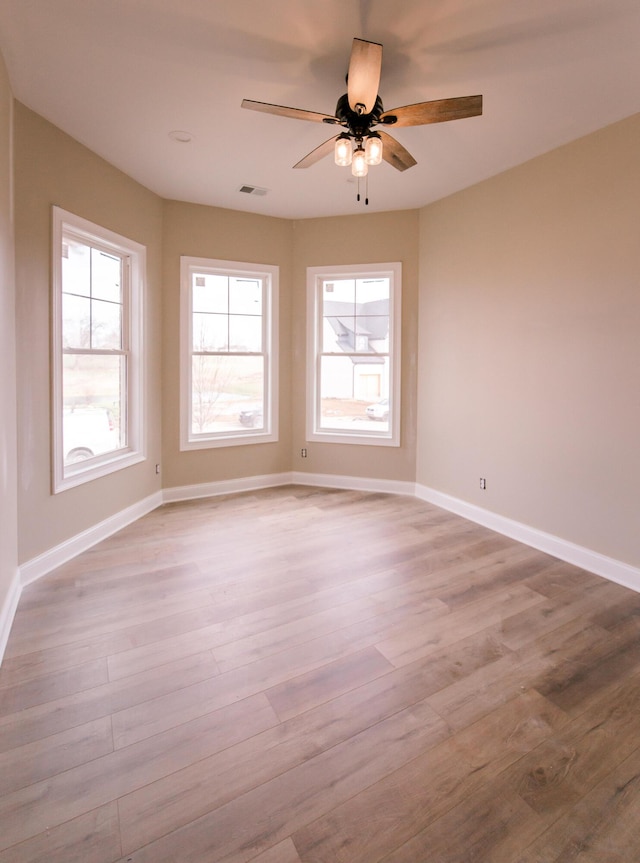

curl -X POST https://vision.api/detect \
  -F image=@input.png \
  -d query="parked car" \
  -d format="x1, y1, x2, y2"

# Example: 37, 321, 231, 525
366, 398, 389, 421
63, 408, 118, 463
238, 405, 263, 428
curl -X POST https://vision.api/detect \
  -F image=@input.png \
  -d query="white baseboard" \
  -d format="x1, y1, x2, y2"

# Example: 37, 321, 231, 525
19, 491, 163, 587
415, 483, 640, 593
0, 570, 21, 667
162, 472, 295, 503
162, 471, 413, 504
290, 470, 415, 497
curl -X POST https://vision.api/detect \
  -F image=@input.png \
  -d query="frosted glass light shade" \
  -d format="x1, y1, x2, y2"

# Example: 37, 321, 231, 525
334, 135, 352, 166
365, 134, 383, 166
352, 147, 368, 177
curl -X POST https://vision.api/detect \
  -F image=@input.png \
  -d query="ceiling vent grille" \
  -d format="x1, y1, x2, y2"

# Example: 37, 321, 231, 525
238, 184, 268, 196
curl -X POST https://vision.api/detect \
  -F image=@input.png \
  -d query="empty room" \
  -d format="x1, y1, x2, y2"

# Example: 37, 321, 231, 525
0, 1, 639, 861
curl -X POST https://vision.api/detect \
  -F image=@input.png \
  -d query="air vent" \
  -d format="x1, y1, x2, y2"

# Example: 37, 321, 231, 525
238, 184, 268, 196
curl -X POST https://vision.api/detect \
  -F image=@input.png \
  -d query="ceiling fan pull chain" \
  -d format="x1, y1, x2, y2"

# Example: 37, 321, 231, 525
365, 174, 369, 206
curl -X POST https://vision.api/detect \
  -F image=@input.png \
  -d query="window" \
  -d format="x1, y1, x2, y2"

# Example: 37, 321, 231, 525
180, 257, 278, 449
306, 263, 401, 446
52, 207, 145, 492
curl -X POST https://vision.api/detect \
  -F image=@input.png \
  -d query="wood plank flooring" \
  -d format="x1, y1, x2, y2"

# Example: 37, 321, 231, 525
2, 485, 640, 862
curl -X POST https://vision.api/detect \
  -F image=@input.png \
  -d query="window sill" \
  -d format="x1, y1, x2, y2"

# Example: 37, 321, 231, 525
53, 450, 146, 494
180, 430, 278, 450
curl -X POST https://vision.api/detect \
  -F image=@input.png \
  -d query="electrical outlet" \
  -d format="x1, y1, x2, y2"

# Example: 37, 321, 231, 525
480, 477, 486, 490
301, 448, 307, 458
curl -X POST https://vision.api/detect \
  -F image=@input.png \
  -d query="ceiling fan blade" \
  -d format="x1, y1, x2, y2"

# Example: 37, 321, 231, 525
241, 99, 337, 124
347, 38, 382, 114
380, 95, 483, 127
293, 137, 337, 169
379, 131, 417, 172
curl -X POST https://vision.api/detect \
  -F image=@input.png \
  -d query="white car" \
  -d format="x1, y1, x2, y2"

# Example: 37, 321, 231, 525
366, 398, 389, 420
63, 409, 119, 463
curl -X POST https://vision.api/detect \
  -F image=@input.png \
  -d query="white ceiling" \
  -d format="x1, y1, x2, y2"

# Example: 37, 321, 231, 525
1, 0, 639, 219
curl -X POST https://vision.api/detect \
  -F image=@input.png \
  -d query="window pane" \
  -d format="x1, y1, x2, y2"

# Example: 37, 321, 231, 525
323, 278, 355, 305
62, 293, 91, 348
355, 277, 389, 303
229, 278, 262, 315
229, 314, 262, 351
322, 315, 352, 353
193, 313, 228, 351
322, 315, 378, 354
62, 354, 125, 462
318, 354, 390, 432
356, 304, 389, 353
92, 249, 122, 303
62, 239, 91, 298
193, 273, 228, 313
322, 281, 390, 354
191, 354, 264, 434
91, 299, 122, 349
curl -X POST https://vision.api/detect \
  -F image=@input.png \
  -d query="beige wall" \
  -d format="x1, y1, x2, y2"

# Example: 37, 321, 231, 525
161, 200, 294, 489
417, 114, 640, 568
292, 211, 419, 482
12, 107, 421, 567
0, 54, 18, 620
10, 87, 639, 575
160, 205, 419, 489
14, 104, 164, 563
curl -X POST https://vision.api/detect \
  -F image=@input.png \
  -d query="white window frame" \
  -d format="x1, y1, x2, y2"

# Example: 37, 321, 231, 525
51, 207, 145, 493
306, 262, 401, 447
180, 257, 279, 450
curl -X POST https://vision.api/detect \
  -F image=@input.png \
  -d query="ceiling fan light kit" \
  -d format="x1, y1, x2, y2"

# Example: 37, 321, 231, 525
351, 145, 368, 178
334, 133, 353, 167
242, 37, 482, 203
365, 132, 383, 166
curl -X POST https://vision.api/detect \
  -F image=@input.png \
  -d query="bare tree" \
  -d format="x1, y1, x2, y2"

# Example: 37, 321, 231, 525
191, 354, 236, 433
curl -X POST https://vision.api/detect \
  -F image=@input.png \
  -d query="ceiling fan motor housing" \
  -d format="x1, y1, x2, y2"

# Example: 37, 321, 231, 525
330, 93, 387, 141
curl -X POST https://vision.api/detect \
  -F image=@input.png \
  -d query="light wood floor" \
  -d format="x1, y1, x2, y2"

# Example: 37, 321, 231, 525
1, 486, 640, 862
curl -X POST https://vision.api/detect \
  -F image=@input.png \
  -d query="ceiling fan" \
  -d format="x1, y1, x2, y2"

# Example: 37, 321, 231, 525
242, 37, 482, 184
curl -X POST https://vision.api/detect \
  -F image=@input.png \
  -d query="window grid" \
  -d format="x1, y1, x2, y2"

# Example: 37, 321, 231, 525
307, 264, 401, 447
52, 207, 145, 493
180, 258, 278, 450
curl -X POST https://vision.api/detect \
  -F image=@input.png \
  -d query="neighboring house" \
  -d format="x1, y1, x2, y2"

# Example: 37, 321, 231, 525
323, 298, 389, 401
